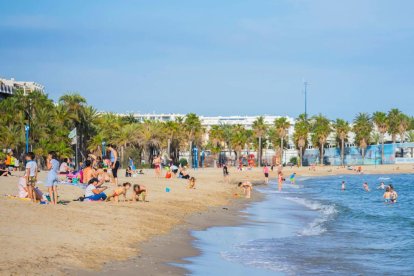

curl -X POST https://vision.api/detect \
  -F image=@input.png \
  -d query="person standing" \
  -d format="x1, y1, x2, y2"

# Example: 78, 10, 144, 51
341, 181, 346, 191
25, 152, 38, 203
263, 165, 270, 184
278, 171, 284, 192
108, 146, 120, 185
45, 151, 60, 205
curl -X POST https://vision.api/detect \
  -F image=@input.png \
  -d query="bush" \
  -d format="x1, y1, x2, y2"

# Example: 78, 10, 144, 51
289, 157, 298, 165
179, 158, 188, 167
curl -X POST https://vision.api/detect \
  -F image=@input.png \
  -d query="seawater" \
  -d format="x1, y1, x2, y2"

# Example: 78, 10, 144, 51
178, 174, 414, 275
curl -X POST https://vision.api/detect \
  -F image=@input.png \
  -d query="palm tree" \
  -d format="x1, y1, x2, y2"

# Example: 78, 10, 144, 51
231, 125, 248, 162
353, 113, 373, 162
387, 108, 402, 143
274, 117, 291, 165
184, 113, 203, 168
398, 113, 410, 143
372, 112, 388, 164
293, 114, 310, 167
209, 125, 224, 165
252, 116, 267, 167
311, 114, 332, 165
333, 119, 351, 166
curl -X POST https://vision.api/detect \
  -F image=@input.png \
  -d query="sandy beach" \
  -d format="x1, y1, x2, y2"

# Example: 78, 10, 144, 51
1, 164, 413, 275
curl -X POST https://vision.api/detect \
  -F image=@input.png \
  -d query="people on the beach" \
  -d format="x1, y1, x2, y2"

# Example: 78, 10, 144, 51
341, 181, 346, 191
179, 166, 190, 179
25, 152, 38, 203
59, 158, 70, 175
278, 171, 284, 191
263, 165, 269, 184
84, 178, 108, 201
108, 146, 120, 185
188, 177, 196, 189
153, 155, 161, 178
132, 184, 147, 202
378, 182, 385, 190
106, 182, 131, 203
45, 151, 59, 205
290, 173, 296, 185
82, 160, 96, 184
363, 182, 370, 192
238, 181, 253, 199
223, 164, 229, 183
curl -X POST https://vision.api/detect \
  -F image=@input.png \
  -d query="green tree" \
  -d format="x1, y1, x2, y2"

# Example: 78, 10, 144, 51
311, 114, 332, 165
184, 113, 203, 168
333, 119, 351, 166
353, 113, 373, 161
387, 108, 402, 143
274, 117, 291, 165
293, 114, 310, 167
372, 111, 388, 164
252, 116, 267, 167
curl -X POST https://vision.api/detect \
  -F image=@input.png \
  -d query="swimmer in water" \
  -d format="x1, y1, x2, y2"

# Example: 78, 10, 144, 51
341, 181, 346, 191
389, 184, 398, 203
383, 186, 391, 203
290, 173, 296, 185
378, 182, 385, 190
363, 182, 370, 192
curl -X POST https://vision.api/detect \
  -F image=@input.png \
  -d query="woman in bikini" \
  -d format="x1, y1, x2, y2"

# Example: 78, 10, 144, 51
153, 155, 161, 177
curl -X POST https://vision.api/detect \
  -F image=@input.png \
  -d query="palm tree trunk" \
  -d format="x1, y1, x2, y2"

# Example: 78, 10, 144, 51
381, 133, 384, 165
341, 138, 345, 166
320, 144, 323, 165
188, 140, 193, 168
258, 136, 262, 167
167, 138, 171, 158
299, 146, 303, 167
280, 137, 284, 165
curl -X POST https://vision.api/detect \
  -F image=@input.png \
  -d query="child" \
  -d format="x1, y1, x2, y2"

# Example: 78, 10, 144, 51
278, 171, 284, 192
341, 181, 346, 191
188, 177, 196, 189
25, 152, 38, 203
290, 172, 296, 185
45, 151, 60, 205
132, 184, 147, 202
383, 186, 391, 203
263, 165, 269, 184
238, 181, 253, 199
106, 182, 131, 203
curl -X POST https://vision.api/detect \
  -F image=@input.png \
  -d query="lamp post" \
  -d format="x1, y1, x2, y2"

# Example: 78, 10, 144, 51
24, 125, 30, 153
102, 141, 106, 157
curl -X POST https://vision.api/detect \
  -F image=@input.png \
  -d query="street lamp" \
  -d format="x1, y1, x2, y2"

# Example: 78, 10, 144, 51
102, 141, 106, 157
25, 125, 30, 153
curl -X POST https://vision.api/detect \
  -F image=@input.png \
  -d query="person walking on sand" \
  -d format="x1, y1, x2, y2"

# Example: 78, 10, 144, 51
25, 152, 38, 203
45, 151, 60, 205
153, 155, 161, 178
223, 163, 229, 183
263, 165, 270, 184
278, 171, 284, 191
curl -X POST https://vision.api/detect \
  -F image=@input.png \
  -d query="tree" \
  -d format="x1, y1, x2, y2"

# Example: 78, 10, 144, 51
311, 114, 332, 165
398, 113, 410, 143
353, 113, 373, 161
231, 125, 248, 162
387, 108, 402, 143
293, 114, 310, 167
252, 116, 267, 167
372, 112, 388, 164
184, 113, 203, 168
274, 117, 291, 165
333, 119, 351, 166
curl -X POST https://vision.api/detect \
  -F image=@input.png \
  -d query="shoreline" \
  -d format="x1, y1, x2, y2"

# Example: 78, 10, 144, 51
76, 190, 265, 276
1, 164, 413, 275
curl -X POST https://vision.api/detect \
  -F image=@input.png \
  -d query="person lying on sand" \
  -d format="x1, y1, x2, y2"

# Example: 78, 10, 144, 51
188, 177, 196, 189
238, 181, 252, 199
106, 182, 131, 203
132, 184, 147, 202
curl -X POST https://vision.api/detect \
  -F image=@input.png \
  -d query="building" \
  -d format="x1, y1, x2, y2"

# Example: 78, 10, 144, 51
0, 77, 44, 100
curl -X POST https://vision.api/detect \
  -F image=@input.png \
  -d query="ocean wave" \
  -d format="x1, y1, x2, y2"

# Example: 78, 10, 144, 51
285, 197, 337, 236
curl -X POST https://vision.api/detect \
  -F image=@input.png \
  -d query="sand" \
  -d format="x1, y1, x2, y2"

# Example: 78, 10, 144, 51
0, 164, 413, 275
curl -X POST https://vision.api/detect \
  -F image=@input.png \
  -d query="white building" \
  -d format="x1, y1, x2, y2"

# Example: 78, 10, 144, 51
0, 77, 44, 100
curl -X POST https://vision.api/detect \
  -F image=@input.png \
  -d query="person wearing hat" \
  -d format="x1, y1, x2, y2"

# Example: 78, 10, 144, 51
84, 178, 108, 201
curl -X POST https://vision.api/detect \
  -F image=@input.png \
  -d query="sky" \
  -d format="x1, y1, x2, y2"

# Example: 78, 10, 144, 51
1, 0, 414, 120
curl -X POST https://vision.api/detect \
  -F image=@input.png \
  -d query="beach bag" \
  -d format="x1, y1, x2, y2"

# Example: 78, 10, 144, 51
165, 171, 172, 179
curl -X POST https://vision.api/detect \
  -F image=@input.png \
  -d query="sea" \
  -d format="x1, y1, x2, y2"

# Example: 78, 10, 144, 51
177, 174, 414, 275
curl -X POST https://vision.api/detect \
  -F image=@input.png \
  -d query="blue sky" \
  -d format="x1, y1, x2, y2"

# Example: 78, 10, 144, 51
1, 0, 413, 120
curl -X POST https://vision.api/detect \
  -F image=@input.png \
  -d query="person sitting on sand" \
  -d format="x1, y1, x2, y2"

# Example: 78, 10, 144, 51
0, 160, 10, 176
188, 177, 196, 189
125, 166, 133, 177
363, 182, 370, 192
383, 186, 391, 203
132, 184, 147, 202
179, 167, 190, 179
84, 178, 108, 201
59, 158, 70, 175
170, 164, 179, 176
18, 177, 44, 200
238, 181, 253, 199
106, 182, 131, 203
82, 160, 97, 184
